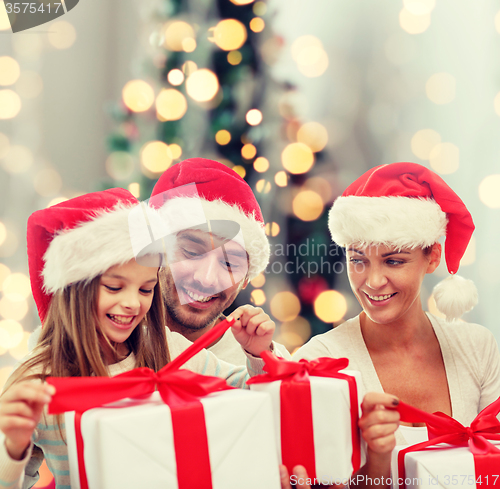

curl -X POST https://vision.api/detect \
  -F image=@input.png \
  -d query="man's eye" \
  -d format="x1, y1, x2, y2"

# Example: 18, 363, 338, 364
182, 248, 200, 258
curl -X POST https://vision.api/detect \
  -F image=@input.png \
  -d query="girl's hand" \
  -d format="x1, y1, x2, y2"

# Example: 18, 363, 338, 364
0, 382, 56, 460
280, 465, 311, 489
227, 305, 275, 357
358, 392, 400, 473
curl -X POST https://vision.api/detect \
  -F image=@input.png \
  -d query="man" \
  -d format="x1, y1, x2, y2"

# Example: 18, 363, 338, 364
150, 157, 291, 364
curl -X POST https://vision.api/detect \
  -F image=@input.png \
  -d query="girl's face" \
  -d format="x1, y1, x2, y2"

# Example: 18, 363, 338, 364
346, 243, 440, 326
97, 260, 159, 345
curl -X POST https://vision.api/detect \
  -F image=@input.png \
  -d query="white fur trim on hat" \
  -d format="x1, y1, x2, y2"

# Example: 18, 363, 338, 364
43, 204, 139, 293
157, 196, 270, 280
328, 196, 448, 248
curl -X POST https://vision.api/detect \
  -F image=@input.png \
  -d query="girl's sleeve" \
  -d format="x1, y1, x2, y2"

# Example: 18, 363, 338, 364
0, 434, 43, 489
167, 328, 275, 388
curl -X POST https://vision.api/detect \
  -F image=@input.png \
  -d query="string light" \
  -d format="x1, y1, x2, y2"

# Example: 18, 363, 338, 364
105, 152, 135, 180
156, 89, 187, 120
246, 109, 263, 126
141, 141, 172, 174
479, 175, 500, 208
227, 51, 242, 65
256, 179, 271, 194
297, 122, 328, 152
275, 171, 288, 187
293, 190, 323, 221
232, 165, 246, 178
399, 8, 431, 34
429, 142, 459, 174
411, 129, 441, 160
164, 21, 196, 52
169, 144, 182, 159
0, 90, 21, 119
128, 183, 140, 199
249, 18, 265, 33
186, 69, 219, 102
33, 169, 63, 197
211, 19, 247, 51
250, 289, 266, 306
265, 222, 280, 236
241, 143, 257, 159
314, 290, 347, 323
0, 57, 20, 86
426, 73, 456, 105
253, 157, 269, 172
122, 80, 155, 112
215, 130, 231, 145
250, 273, 266, 288
167, 69, 185, 86
270, 291, 301, 322
281, 142, 314, 174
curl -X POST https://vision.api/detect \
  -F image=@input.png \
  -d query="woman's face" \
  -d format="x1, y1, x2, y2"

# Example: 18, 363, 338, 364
346, 243, 440, 326
97, 260, 159, 345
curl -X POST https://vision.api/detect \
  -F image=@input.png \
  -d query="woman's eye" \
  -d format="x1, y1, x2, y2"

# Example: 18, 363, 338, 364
104, 285, 120, 292
349, 257, 363, 264
387, 259, 404, 265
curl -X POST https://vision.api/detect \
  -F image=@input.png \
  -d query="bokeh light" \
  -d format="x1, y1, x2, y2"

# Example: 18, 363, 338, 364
0, 296, 28, 321
250, 273, 266, 288
105, 152, 135, 180
496, 10, 500, 34
167, 69, 184, 86
242, 143, 257, 159
246, 109, 263, 126
297, 122, 328, 152
494, 92, 500, 117
253, 1, 267, 15
281, 142, 314, 174
0, 263, 10, 289
427, 294, 445, 319
265, 222, 280, 237
215, 130, 231, 145
2, 273, 31, 300
156, 89, 187, 120
314, 290, 347, 323
0, 57, 20, 86
164, 21, 196, 52
303, 177, 332, 204
249, 18, 265, 33
232, 165, 246, 178
0, 223, 6, 247
399, 8, 431, 34
256, 179, 271, 194
0, 90, 21, 119
0, 320, 24, 349
9, 332, 30, 360
426, 73, 456, 105
182, 61, 198, 76
281, 316, 311, 344
211, 19, 247, 51
140, 141, 172, 174
254, 157, 269, 172
34, 169, 63, 197
291, 35, 329, 78
293, 190, 324, 221
182, 38, 196, 53
122, 80, 155, 112
461, 236, 476, 266
186, 69, 219, 102
128, 182, 140, 199
403, 0, 436, 15
270, 291, 301, 322
227, 51, 242, 65
48, 21, 77, 49
250, 289, 266, 306
169, 144, 182, 159
429, 142, 459, 174
479, 174, 500, 208
47, 197, 69, 208
230, 0, 254, 4
1, 145, 33, 173
275, 171, 288, 187
0, 2, 10, 31
411, 129, 441, 160
15, 71, 43, 99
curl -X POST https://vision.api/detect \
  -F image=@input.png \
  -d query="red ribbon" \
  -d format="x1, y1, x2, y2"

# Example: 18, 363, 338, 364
247, 352, 361, 478
47, 318, 235, 489
397, 398, 500, 489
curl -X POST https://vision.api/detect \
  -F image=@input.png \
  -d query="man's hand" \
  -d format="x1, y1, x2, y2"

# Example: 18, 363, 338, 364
227, 305, 275, 358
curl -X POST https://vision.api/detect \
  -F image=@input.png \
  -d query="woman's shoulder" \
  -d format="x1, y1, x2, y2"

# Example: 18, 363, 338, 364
292, 316, 361, 361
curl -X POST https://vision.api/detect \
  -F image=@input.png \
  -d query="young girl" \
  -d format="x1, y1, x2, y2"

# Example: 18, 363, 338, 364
0, 188, 276, 488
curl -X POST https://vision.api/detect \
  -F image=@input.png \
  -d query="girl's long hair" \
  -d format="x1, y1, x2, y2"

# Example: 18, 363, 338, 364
7, 274, 170, 386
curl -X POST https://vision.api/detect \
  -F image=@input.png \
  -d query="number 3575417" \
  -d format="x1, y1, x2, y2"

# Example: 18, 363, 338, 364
5, 3, 63, 14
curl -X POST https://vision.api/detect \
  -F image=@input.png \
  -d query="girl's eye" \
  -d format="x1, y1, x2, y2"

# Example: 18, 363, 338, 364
140, 288, 154, 294
104, 285, 120, 292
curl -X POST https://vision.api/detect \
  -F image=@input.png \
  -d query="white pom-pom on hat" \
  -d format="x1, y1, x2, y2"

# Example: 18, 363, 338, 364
432, 274, 478, 322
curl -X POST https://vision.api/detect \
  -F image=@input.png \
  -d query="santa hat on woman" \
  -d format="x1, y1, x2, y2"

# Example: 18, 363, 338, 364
328, 162, 477, 321
27, 188, 151, 323
149, 158, 270, 280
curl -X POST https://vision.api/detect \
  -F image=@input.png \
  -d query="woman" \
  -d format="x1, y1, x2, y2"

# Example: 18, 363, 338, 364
293, 163, 500, 486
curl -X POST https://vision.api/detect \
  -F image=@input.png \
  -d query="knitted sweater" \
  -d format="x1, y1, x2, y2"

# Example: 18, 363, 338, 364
0, 328, 271, 489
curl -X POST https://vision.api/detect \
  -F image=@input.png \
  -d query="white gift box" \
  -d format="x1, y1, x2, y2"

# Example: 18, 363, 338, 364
65, 389, 281, 489
391, 441, 500, 489
250, 370, 364, 482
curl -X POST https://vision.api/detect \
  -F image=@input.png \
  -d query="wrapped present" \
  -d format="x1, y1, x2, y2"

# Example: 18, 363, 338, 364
247, 352, 363, 482
391, 399, 500, 489
47, 319, 281, 489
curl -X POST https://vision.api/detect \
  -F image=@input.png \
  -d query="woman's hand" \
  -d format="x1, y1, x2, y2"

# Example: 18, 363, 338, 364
0, 382, 56, 460
227, 305, 275, 357
358, 392, 400, 477
280, 465, 311, 489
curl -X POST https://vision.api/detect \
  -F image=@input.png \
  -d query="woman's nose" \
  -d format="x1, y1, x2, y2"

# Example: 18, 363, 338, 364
366, 265, 388, 290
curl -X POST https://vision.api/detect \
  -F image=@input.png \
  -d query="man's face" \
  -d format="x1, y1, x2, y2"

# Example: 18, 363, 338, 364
160, 229, 248, 331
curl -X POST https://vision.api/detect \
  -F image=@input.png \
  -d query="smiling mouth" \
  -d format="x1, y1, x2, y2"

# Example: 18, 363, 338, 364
107, 314, 135, 325
364, 292, 397, 302
184, 288, 218, 303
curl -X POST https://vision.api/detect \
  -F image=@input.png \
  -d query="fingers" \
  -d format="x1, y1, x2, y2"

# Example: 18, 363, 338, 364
228, 305, 275, 336
280, 465, 311, 489
1, 382, 55, 406
361, 392, 399, 414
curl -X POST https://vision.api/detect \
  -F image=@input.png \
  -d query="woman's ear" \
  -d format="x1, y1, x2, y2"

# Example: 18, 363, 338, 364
426, 242, 442, 274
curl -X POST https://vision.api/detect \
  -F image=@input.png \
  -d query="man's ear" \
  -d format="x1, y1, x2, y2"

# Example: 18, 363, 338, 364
241, 275, 249, 290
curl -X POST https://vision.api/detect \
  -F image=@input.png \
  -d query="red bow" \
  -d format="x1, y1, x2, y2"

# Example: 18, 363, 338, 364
248, 352, 360, 478
397, 398, 500, 489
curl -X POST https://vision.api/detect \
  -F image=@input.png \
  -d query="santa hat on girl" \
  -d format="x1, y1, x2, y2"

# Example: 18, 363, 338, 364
328, 162, 477, 321
27, 188, 144, 323
149, 158, 270, 280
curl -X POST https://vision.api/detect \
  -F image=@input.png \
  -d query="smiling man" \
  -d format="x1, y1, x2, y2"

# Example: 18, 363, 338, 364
150, 158, 291, 364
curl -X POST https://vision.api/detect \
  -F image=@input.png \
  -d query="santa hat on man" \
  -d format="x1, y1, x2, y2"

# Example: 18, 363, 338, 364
149, 158, 270, 280
328, 162, 477, 321
27, 188, 148, 323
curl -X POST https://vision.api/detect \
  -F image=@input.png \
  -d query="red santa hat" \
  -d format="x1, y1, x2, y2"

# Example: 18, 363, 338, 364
150, 158, 270, 280
328, 162, 477, 321
27, 188, 145, 323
